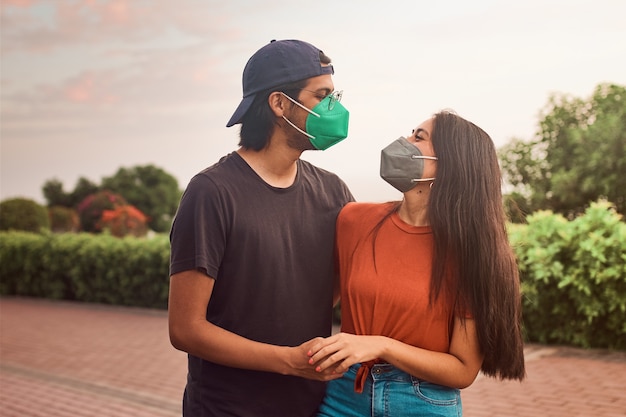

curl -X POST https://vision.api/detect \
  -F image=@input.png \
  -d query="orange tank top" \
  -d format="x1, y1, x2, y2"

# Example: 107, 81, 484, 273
336, 202, 457, 353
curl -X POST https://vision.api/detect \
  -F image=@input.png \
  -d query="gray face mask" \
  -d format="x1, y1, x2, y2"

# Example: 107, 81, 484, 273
380, 136, 438, 192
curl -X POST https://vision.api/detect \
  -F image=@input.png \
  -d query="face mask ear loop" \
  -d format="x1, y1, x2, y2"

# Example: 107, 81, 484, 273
282, 115, 315, 139
280, 92, 320, 117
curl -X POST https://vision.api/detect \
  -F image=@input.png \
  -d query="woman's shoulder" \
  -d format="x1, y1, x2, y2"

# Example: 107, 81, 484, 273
339, 201, 396, 222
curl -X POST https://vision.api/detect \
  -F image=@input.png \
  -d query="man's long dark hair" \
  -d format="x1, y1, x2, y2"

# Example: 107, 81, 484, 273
238, 80, 306, 150
428, 111, 525, 380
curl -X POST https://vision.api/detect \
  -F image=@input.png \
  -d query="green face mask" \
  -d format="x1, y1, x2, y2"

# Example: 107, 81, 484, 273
281, 92, 350, 150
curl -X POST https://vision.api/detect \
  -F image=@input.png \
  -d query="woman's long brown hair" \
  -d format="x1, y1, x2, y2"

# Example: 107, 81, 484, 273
428, 111, 525, 380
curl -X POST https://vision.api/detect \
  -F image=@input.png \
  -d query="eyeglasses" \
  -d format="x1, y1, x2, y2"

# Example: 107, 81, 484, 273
299, 89, 343, 110
326, 90, 343, 110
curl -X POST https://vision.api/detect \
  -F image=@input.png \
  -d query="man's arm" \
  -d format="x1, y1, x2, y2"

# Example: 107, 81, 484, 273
168, 269, 340, 381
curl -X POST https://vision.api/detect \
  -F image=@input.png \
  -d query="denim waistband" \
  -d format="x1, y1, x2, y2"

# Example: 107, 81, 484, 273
350, 363, 415, 385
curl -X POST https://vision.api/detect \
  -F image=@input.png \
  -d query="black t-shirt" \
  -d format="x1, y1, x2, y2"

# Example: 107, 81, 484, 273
170, 152, 354, 417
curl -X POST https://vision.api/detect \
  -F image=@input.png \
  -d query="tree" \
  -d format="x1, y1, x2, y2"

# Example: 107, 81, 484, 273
499, 83, 626, 219
69, 177, 100, 208
40, 165, 180, 232
101, 164, 181, 232
43, 179, 70, 207
42, 177, 99, 208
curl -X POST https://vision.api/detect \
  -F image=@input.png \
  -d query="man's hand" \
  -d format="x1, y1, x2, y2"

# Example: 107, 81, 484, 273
306, 333, 386, 374
285, 337, 345, 381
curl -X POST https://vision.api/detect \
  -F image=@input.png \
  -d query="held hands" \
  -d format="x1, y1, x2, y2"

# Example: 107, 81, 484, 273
288, 338, 344, 381
306, 333, 387, 375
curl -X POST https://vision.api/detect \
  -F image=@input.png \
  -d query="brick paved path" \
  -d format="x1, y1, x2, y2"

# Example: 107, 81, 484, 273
1, 297, 625, 416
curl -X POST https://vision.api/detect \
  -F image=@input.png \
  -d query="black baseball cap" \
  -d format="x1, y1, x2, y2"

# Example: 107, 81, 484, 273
226, 39, 334, 127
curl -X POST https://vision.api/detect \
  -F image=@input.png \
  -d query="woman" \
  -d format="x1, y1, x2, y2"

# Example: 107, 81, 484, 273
308, 110, 526, 416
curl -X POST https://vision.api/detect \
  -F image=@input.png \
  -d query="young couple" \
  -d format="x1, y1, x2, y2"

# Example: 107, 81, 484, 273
168, 39, 525, 417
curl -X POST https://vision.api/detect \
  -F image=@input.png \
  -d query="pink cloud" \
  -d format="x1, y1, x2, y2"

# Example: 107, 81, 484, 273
191, 59, 219, 84
58, 0, 136, 28
1, 0, 33, 6
62, 73, 118, 105
1, 0, 238, 53
104, 0, 131, 24
64, 74, 94, 102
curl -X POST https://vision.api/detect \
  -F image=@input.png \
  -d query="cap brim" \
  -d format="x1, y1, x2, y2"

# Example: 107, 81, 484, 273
226, 95, 255, 127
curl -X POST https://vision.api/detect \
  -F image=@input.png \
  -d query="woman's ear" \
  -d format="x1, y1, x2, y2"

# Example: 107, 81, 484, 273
268, 91, 286, 117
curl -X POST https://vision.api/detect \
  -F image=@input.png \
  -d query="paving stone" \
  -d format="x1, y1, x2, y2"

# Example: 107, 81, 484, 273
1, 297, 625, 417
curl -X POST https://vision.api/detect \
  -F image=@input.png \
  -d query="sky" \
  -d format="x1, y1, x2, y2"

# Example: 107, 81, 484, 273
2, 0, 625, 205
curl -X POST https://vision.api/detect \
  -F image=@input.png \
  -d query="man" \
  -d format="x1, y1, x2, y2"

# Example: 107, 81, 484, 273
168, 39, 354, 416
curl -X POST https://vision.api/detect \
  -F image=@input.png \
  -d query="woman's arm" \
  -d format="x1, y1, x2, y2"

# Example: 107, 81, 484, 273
307, 317, 483, 389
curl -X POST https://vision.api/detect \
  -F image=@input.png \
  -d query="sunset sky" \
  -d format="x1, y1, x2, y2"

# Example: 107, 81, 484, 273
2, 0, 625, 205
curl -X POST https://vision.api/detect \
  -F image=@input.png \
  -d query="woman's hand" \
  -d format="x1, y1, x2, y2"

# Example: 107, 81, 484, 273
290, 338, 346, 381
306, 318, 484, 389
307, 332, 388, 374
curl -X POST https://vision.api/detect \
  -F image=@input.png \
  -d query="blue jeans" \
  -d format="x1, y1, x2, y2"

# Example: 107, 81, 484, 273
317, 363, 462, 417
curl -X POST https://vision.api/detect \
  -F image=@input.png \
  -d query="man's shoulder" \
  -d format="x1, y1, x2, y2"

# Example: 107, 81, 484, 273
189, 153, 243, 183
298, 159, 348, 189
298, 158, 336, 176
177, 153, 245, 200
198, 152, 241, 175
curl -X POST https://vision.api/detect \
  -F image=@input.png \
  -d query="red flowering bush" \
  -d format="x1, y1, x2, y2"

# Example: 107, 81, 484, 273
98, 205, 149, 237
77, 191, 127, 233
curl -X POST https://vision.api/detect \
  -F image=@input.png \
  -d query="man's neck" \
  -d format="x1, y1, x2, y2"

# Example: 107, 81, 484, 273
237, 145, 301, 188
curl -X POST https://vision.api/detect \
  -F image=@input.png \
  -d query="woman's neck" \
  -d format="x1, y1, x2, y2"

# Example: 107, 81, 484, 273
397, 185, 431, 226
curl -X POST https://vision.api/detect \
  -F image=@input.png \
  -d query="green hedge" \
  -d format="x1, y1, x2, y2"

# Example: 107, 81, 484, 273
510, 200, 626, 350
1, 200, 624, 349
0, 231, 170, 309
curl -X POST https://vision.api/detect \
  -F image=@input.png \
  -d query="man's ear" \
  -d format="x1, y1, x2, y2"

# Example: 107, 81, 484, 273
268, 91, 287, 117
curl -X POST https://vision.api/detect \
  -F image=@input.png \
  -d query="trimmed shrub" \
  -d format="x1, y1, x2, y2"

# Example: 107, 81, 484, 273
0, 198, 50, 233
510, 200, 626, 350
48, 205, 80, 233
